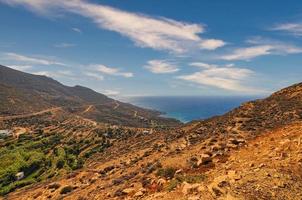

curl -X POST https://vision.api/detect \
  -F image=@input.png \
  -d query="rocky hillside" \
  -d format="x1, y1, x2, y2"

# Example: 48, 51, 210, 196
0, 65, 181, 127
1, 82, 301, 200
183, 82, 302, 144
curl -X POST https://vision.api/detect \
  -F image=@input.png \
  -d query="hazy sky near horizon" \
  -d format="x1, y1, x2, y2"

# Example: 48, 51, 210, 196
0, 0, 302, 97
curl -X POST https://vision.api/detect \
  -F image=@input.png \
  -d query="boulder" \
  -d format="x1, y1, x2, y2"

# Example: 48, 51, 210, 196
182, 182, 201, 195
200, 154, 212, 164
122, 188, 135, 195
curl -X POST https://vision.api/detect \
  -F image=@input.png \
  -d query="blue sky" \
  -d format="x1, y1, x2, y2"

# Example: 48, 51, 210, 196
0, 0, 302, 97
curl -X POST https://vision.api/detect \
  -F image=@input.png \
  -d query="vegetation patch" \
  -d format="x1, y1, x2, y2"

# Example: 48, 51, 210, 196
156, 167, 176, 179
60, 186, 73, 194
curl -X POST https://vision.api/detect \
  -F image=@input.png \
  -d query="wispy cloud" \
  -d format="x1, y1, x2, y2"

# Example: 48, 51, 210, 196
178, 62, 264, 94
84, 72, 104, 80
0, 0, 226, 53
7, 65, 32, 71
33, 70, 73, 78
221, 45, 272, 61
221, 37, 302, 61
145, 60, 179, 74
93, 64, 133, 78
72, 27, 82, 34
271, 23, 302, 36
102, 89, 120, 96
3, 52, 66, 66
54, 43, 76, 48
199, 39, 226, 50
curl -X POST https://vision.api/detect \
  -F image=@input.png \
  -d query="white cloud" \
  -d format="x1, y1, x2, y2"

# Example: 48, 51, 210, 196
178, 62, 263, 93
221, 45, 273, 61
54, 43, 76, 48
189, 62, 217, 69
145, 60, 179, 74
4, 52, 66, 66
0, 0, 226, 53
93, 64, 133, 78
33, 70, 73, 78
221, 38, 302, 61
7, 65, 32, 71
102, 89, 120, 96
72, 27, 82, 34
199, 39, 226, 50
84, 72, 104, 80
272, 23, 302, 36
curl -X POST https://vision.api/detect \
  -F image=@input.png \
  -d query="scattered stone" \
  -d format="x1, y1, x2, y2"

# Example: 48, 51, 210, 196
122, 188, 136, 195
200, 154, 212, 165
157, 178, 166, 186
134, 191, 144, 197
182, 182, 201, 195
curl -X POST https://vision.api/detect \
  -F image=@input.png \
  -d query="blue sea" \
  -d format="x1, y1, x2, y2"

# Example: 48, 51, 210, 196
125, 96, 259, 123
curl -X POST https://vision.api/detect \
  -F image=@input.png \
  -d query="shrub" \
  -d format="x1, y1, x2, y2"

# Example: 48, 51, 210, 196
156, 167, 176, 179
60, 186, 73, 194
175, 174, 206, 184
48, 183, 61, 190
166, 179, 179, 191
56, 159, 65, 169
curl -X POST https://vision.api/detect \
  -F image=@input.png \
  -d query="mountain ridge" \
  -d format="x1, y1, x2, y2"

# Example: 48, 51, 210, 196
0, 65, 181, 127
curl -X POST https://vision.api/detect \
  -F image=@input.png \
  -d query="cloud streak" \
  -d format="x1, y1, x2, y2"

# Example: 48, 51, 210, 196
54, 43, 76, 48
178, 62, 264, 94
272, 23, 302, 36
33, 70, 73, 78
0, 0, 226, 53
221, 38, 302, 61
145, 60, 179, 74
93, 64, 133, 78
4, 52, 66, 66
72, 27, 82, 34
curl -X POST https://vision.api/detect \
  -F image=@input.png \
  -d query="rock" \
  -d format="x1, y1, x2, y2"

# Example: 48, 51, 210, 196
226, 143, 238, 149
211, 144, 223, 151
200, 154, 212, 165
122, 188, 135, 195
188, 196, 202, 200
259, 163, 265, 168
228, 170, 241, 182
197, 185, 206, 192
157, 178, 166, 186
175, 169, 183, 174
182, 182, 201, 195
134, 191, 144, 197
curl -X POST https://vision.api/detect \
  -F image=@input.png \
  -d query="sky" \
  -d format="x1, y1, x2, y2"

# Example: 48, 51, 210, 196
0, 0, 302, 97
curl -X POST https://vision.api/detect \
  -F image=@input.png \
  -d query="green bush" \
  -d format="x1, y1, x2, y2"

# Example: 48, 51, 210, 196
60, 186, 73, 194
175, 174, 206, 183
156, 167, 176, 179
56, 159, 65, 169
166, 179, 179, 191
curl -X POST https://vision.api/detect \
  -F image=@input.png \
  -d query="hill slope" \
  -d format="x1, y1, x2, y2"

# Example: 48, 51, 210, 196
0, 65, 181, 127
1, 79, 301, 199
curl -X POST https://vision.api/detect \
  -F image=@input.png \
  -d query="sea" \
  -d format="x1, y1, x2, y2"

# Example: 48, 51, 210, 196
124, 96, 261, 123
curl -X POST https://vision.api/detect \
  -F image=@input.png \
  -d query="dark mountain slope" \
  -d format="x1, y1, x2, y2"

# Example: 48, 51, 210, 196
0, 65, 181, 127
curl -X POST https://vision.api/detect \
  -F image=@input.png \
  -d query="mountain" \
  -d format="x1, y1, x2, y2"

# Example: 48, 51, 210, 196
1, 76, 301, 199
184, 82, 302, 143
0, 65, 181, 127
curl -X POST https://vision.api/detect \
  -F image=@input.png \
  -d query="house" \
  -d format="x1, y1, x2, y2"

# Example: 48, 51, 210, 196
0, 130, 12, 137
15, 172, 25, 180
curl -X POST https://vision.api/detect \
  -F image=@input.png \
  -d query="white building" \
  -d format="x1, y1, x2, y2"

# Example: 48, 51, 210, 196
0, 130, 12, 136
15, 172, 25, 180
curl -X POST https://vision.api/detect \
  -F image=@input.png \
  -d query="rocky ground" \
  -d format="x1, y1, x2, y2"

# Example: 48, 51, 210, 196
1, 83, 302, 200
